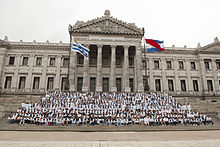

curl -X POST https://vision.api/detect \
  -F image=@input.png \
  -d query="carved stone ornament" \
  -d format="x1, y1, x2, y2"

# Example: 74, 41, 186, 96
71, 10, 143, 36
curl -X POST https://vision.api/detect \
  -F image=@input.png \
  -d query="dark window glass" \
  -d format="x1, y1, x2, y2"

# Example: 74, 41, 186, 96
207, 80, 213, 91
191, 62, 196, 70
47, 77, 54, 90
154, 60, 159, 69
129, 57, 134, 67
180, 80, 186, 91
90, 78, 96, 92
36, 57, 42, 66
129, 78, 134, 92
63, 58, 69, 67
19, 77, 26, 89
204, 59, 211, 70
9, 57, 15, 65
179, 61, 184, 69
193, 80, 199, 92
168, 80, 174, 91
166, 61, 172, 69
49, 58, 55, 66
77, 54, 84, 65
155, 79, 161, 91
22, 57, 28, 65
102, 78, 109, 92
4, 76, 12, 89
33, 77, 40, 89
116, 78, 121, 92
77, 77, 83, 92
61, 77, 68, 90
103, 57, 109, 66
216, 61, 220, 69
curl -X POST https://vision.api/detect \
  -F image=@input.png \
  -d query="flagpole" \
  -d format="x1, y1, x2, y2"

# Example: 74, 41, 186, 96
143, 28, 149, 92
66, 30, 72, 91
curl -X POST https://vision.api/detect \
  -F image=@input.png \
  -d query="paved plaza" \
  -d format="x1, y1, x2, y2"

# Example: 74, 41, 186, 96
1, 130, 220, 146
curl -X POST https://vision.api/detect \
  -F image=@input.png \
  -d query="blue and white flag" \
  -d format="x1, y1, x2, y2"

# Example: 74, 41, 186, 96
145, 39, 165, 53
72, 37, 90, 59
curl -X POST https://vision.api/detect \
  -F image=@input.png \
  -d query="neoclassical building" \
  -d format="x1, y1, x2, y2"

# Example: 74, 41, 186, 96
0, 10, 220, 97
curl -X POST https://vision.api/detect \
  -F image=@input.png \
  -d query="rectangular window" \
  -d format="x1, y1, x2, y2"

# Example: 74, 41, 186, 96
191, 62, 196, 70
166, 61, 172, 69
116, 48, 123, 66
102, 78, 109, 92
116, 57, 121, 66
116, 78, 122, 92
180, 80, 186, 91
179, 61, 184, 69
90, 57, 97, 66
19, 77, 26, 89
129, 78, 134, 92
77, 54, 84, 65
36, 57, 42, 66
63, 58, 69, 67
47, 77, 54, 90
22, 57, 28, 65
204, 59, 210, 70
103, 57, 109, 66
207, 80, 213, 91
49, 58, 55, 66
193, 80, 199, 92
9, 56, 15, 65
129, 57, 134, 67
61, 77, 68, 90
90, 78, 96, 92
216, 61, 220, 69
168, 79, 174, 91
154, 60, 159, 69
33, 77, 40, 89
155, 79, 161, 91
77, 77, 83, 92
102, 47, 110, 66
4, 76, 12, 89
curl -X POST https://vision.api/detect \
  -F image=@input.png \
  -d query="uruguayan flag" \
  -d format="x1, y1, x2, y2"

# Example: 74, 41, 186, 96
72, 38, 90, 59
145, 39, 165, 53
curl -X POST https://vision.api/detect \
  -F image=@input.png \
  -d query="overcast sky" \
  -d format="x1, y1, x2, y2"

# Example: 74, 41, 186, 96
0, 0, 219, 47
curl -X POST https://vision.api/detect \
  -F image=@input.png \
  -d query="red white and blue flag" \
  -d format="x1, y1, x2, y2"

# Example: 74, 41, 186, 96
145, 39, 165, 53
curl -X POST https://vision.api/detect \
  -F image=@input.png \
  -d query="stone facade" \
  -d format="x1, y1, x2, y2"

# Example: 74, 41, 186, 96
0, 10, 219, 97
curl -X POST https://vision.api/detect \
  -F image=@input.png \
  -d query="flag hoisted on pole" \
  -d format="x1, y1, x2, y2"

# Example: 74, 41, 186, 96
145, 39, 165, 53
71, 37, 90, 59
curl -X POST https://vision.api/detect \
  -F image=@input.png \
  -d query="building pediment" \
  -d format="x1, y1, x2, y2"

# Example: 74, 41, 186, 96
197, 38, 220, 53
69, 10, 143, 37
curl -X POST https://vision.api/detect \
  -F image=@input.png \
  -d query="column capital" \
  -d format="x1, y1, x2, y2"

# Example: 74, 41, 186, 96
97, 44, 103, 48
124, 45, 129, 49
111, 45, 117, 49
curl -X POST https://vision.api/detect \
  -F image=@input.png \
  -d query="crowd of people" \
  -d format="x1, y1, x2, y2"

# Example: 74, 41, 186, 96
8, 92, 214, 126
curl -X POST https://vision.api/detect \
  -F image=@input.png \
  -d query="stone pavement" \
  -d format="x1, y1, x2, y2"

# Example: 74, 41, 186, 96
1, 131, 220, 146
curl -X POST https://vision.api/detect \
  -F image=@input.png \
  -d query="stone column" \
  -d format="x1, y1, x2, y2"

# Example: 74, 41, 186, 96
161, 58, 167, 92
11, 54, 21, 92
199, 58, 208, 94
96, 45, 102, 92
136, 48, 144, 92
212, 59, 220, 94
186, 59, 193, 94
82, 46, 90, 92
123, 46, 130, 92
109, 45, 117, 92
54, 55, 61, 91
40, 54, 48, 93
26, 54, 34, 92
174, 58, 181, 94
0, 48, 6, 91
148, 58, 154, 91
69, 51, 77, 92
